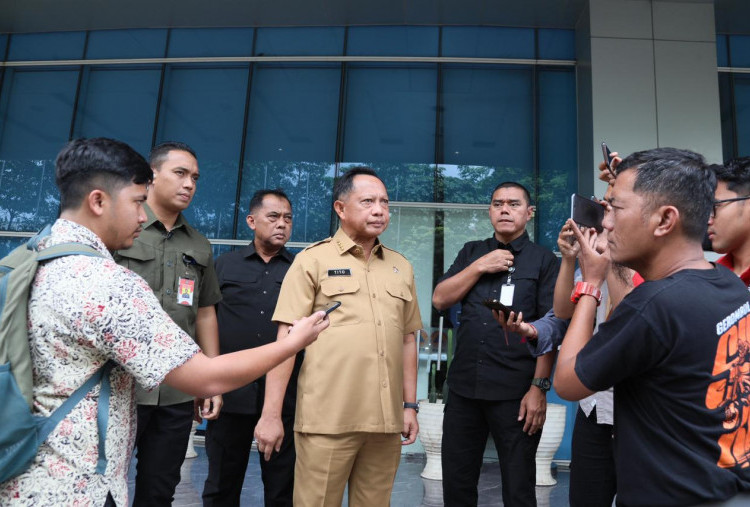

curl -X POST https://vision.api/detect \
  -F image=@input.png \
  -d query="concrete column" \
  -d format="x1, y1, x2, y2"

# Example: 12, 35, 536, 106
576, 0, 722, 197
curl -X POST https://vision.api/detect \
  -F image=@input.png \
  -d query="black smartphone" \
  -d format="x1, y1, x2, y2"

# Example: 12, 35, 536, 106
482, 299, 512, 319
323, 301, 341, 315
601, 142, 617, 179
571, 193, 605, 233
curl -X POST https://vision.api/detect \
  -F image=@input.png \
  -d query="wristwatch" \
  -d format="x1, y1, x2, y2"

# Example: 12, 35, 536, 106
570, 281, 603, 306
404, 402, 420, 413
531, 377, 551, 393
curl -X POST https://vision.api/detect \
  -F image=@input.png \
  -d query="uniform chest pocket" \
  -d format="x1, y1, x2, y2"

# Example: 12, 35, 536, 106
221, 274, 260, 304
319, 277, 362, 327
115, 243, 158, 288
383, 279, 412, 332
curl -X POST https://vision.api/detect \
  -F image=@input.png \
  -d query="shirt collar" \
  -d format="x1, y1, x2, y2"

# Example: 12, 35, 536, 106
332, 228, 384, 259
718, 253, 750, 288
493, 230, 530, 254
143, 202, 187, 232
47, 219, 113, 259
243, 240, 294, 263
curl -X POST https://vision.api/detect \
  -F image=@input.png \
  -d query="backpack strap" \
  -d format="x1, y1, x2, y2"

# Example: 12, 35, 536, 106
37, 360, 115, 473
37, 242, 103, 262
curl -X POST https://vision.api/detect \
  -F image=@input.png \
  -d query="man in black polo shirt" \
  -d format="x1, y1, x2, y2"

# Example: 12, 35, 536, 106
202, 189, 299, 506
433, 181, 559, 506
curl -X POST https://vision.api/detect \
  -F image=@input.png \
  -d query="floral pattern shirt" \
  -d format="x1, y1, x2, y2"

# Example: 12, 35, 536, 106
0, 219, 200, 506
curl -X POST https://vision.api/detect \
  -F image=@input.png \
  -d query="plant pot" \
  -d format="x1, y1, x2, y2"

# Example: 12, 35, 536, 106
417, 399, 444, 480
535, 403, 566, 486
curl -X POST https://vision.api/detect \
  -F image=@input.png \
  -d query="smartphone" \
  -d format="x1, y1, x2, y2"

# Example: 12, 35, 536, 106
571, 193, 605, 233
323, 301, 341, 315
601, 142, 617, 179
482, 299, 512, 319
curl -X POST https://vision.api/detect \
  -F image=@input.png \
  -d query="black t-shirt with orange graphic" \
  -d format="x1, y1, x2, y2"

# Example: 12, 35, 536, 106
576, 264, 750, 507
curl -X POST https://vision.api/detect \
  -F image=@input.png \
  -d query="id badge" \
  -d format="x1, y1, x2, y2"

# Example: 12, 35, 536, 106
177, 277, 195, 306
500, 284, 515, 306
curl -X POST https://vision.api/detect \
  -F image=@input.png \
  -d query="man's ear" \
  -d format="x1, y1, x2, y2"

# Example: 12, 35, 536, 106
653, 205, 679, 238
86, 189, 108, 217
333, 200, 345, 220
246, 214, 256, 231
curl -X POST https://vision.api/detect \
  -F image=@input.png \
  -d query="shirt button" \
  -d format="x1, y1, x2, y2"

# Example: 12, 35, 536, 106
166, 289, 172, 295
166, 261, 173, 267
260, 310, 264, 315
263, 290, 267, 294
377, 320, 382, 326
480, 340, 485, 344
478, 359, 483, 364
382, 381, 387, 388
372, 293, 376, 298
265, 271, 269, 275
379, 350, 384, 356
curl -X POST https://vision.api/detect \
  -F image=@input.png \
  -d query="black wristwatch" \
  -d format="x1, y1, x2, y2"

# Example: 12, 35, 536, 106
531, 377, 551, 393
404, 402, 420, 413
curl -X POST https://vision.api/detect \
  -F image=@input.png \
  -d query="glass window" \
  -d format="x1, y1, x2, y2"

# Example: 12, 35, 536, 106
0, 69, 79, 231
440, 65, 534, 204
168, 28, 254, 58
717, 34, 729, 68
155, 65, 249, 239
342, 64, 437, 202
442, 27, 535, 59
733, 76, 750, 156
255, 27, 344, 56
7, 32, 86, 61
73, 66, 161, 157
538, 29, 575, 60
537, 69, 577, 250
86, 29, 168, 59
0, 34, 8, 60
241, 64, 341, 243
729, 35, 750, 68
347, 26, 439, 57
0, 236, 27, 258
719, 74, 735, 160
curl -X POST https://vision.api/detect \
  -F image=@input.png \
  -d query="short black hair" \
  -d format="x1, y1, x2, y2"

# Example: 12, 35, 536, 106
248, 189, 291, 214
616, 148, 714, 242
713, 157, 750, 196
491, 181, 532, 205
149, 141, 197, 169
55, 138, 153, 211
332, 166, 384, 202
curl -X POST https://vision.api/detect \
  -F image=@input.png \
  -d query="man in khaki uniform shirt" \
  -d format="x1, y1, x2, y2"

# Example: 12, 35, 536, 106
114, 141, 223, 505
255, 167, 422, 506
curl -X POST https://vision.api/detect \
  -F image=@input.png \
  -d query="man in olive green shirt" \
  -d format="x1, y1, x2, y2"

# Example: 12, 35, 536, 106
115, 141, 223, 506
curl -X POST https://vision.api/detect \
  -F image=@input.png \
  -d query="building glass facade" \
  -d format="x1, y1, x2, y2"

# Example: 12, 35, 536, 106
0, 25, 577, 332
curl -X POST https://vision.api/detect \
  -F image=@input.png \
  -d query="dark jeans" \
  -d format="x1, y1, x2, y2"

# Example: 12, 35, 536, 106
133, 401, 195, 507
202, 412, 296, 507
569, 406, 616, 507
442, 390, 541, 507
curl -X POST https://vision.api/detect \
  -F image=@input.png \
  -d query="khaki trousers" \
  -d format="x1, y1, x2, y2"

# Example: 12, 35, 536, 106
293, 431, 402, 507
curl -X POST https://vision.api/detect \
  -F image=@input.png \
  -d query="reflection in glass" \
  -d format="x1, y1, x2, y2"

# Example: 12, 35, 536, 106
241, 65, 340, 243
156, 65, 248, 239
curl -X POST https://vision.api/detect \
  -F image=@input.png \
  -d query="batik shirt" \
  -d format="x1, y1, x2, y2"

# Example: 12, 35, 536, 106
0, 219, 200, 506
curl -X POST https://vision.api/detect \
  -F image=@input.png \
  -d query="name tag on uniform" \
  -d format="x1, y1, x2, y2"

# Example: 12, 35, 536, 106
328, 269, 352, 277
178, 277, 195, 306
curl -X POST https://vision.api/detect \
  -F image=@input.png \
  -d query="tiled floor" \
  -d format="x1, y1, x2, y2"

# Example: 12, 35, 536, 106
128, 445, 570, 506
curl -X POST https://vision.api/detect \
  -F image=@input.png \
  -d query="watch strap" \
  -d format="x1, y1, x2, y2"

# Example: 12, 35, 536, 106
570, 281, 603, 306
404, 402, 420, 412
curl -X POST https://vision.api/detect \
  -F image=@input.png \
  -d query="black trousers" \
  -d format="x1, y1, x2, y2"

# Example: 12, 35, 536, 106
202, 412, 296, 507
442, 390, 541, 507
569, 406, 616, 507
133, 401, 195, 507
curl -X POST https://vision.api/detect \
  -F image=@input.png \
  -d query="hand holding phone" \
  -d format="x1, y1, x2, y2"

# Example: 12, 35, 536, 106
601, 142, 617, 180
482, 298, 512, 319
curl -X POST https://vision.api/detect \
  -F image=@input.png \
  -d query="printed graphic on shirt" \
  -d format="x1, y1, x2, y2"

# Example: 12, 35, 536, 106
706, 302, 750, 468
178, 277, 195, 306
